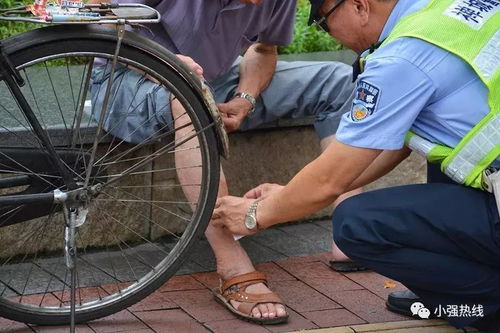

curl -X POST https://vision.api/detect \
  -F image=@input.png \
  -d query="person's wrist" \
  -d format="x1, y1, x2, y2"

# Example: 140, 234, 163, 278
229, 97, 253, 116
232, 92, 256, 114
256, 198, 273, 230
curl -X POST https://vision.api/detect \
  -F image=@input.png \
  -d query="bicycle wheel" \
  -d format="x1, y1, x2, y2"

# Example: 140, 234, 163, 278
0, 25, 220, 325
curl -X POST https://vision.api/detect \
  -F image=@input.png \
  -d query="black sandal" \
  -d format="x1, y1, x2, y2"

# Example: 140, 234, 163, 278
329, 260, 368, 272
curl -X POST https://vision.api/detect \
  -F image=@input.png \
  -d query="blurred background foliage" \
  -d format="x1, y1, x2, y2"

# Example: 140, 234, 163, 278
0, 0, 343, 54
0, 0, 37, 39
279, 0, 343, 54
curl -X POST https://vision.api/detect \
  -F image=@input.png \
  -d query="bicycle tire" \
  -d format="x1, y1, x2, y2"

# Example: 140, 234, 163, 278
0, 24, 220, 325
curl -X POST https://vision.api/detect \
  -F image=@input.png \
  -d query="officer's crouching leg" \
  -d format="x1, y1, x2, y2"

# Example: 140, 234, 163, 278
332, 195, 375, 265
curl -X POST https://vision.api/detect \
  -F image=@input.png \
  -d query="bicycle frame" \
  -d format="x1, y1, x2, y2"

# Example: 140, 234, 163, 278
0, 41, 76, 204
0, 41, 80, 181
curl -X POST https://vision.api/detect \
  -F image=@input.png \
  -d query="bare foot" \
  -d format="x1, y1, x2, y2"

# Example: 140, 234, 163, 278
228, 282, 287, 319
332, 241, 351, 262
217, 267, 287, 320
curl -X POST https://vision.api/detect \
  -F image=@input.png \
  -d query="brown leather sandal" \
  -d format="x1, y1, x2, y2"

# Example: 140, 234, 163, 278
213, 271, 289, 325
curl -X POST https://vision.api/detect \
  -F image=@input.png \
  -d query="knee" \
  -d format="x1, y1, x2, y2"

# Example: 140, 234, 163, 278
317, 62, 353, 89
332, 195, 371, 257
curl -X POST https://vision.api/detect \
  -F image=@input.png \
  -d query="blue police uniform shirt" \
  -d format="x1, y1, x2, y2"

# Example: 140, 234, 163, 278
336, 0, 491, 155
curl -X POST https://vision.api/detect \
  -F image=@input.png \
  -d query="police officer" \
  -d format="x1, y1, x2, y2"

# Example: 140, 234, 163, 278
213, 0, 500, 330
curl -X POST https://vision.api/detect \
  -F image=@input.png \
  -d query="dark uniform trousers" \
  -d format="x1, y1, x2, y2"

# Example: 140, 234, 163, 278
333, 163, 500, 329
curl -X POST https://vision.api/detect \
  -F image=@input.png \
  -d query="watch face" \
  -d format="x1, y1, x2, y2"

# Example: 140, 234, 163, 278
245, 215, 257, 230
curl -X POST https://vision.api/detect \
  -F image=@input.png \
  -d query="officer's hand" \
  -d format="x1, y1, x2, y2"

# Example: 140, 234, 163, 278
175, 54, 204, 79
212, 196, 257, 236
218, 98, 253, 132
244, 183, 284, 200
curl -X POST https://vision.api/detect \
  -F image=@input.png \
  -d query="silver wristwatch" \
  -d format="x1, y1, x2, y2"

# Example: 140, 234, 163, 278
233, 92, 256, 114
244, 199, 261, 231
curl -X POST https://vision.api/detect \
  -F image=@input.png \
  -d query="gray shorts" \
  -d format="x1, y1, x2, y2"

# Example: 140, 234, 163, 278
90, 58, 355, 143
90, 63, 172, 144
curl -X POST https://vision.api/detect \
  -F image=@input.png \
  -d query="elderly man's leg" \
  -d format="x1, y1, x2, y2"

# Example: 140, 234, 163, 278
333, 183, 500, 329
89, 67, 286, 319
171, 98, 286, 320
213, 59, 360, 265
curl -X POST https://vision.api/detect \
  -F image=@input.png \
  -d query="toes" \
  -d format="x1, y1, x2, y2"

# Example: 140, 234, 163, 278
258, 303, 269, 318
252, 305, 262, 318
276, 304, 287, 317
266, 303, 277, 318
252, 303, 286, 319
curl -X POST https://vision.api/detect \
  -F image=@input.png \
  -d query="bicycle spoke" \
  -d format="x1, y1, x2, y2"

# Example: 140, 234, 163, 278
99, 145, 200, 169
113, 184, 201, 189
104, 164, 202, 177
100, 189, 189, 234
18, 215, 53, 303
44, 62, 70, 139
0, 103, 44, 148
0, 158, 60, 188
23, 68, 50, 137
66, 62, 77, 112
101, 210, 172, 258
94, 198, 195, 205
74, 230, 105, 304
88, 106, 186, 173
105, 183, 191, 223
102, 124, 212, 188
0, 167, 61, 180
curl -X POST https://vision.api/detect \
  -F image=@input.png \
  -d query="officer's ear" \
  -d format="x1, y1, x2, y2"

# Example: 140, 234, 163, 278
351, 0, 370, 26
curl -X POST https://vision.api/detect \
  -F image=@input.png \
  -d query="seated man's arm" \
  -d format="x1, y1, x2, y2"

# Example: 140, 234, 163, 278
219, 42, 278, 132
238, 42, 278, 99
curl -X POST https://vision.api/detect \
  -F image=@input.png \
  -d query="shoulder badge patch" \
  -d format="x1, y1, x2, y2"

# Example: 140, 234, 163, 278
350, 80, 381, 122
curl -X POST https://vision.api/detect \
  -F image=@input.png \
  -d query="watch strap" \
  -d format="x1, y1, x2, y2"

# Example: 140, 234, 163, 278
233, 92, 256, 114
245, 199, 261, 230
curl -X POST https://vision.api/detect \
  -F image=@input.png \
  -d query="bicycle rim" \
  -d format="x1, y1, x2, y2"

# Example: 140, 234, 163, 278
0, 27, 220, 324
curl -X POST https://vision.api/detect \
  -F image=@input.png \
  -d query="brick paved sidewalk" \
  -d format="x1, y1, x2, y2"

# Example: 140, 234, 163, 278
0, 252, 470, 333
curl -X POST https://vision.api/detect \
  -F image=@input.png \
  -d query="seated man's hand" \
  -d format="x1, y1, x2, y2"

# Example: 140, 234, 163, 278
176, 54, 204, 79
212, 196, 256, 236
133, 54, 204, 84
244, 183, 283, 200
218, 98, 253, 132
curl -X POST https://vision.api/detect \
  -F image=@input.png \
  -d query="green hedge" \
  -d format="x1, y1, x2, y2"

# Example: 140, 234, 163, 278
279, 0, 343, 54
0, 0, 37, 39
1, 0, 343, 54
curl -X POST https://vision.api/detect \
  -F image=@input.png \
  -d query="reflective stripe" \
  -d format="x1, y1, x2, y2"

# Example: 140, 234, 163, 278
474, 29, 500, 80
407, 134, 437, 156
445, 114, 500, 183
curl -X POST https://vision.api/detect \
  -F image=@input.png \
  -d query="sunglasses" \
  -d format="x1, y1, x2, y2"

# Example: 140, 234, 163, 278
312, 0, 346, 33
